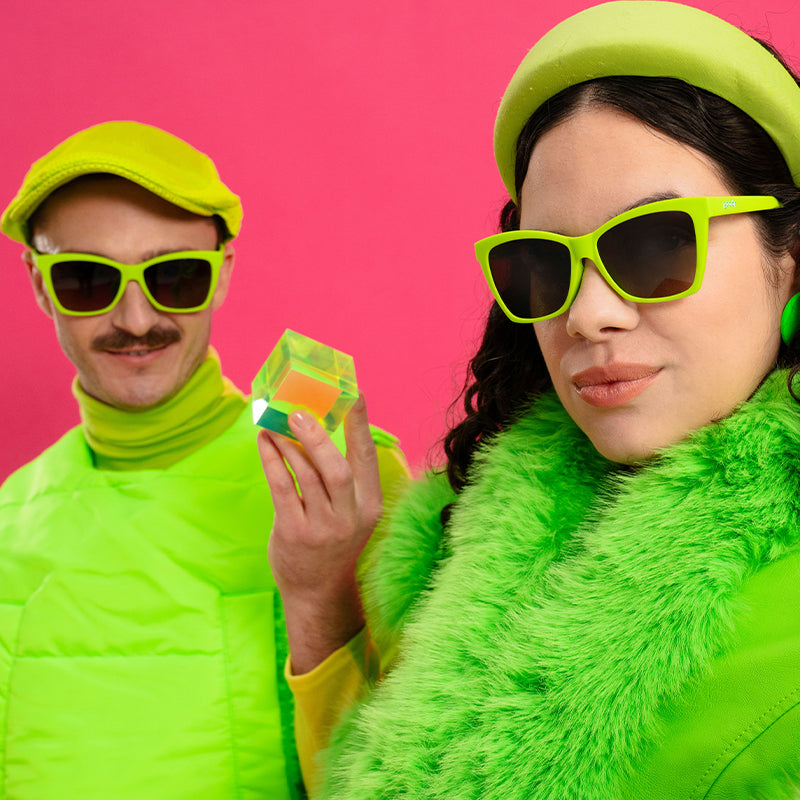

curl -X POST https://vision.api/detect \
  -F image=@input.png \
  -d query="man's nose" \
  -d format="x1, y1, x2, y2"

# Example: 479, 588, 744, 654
107, 281, 162, 336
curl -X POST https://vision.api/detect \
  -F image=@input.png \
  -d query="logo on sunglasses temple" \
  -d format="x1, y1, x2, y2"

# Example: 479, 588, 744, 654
722, 200, 737, 208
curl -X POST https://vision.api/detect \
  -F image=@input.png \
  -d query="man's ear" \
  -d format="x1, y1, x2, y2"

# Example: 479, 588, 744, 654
210, 242, 235, 312
23, 250, 56, 319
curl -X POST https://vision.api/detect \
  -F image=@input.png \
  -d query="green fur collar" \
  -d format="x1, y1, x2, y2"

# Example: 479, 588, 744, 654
327, 372, 800, 799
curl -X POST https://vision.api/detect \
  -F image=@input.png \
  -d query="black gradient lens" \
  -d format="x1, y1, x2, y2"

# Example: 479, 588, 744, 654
144, 259, 212, 309
488, 238, 572, 319
51, 261, 121, 313
597, 210, 698, 298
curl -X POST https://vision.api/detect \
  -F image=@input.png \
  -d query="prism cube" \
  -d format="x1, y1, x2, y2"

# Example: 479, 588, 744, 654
251, 329, 358, 438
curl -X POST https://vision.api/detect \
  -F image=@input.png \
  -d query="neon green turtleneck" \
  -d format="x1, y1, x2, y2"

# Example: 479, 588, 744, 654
73, 348, 247, 471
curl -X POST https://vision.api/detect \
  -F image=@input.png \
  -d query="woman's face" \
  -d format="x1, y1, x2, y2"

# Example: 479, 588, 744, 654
524, 105, 798, 463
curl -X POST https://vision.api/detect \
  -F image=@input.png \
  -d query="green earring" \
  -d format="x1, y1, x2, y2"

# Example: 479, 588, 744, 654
781, 293, 800, 346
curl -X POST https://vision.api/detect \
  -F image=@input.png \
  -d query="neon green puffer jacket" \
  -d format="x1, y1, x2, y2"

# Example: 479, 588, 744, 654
0, 410, 300, 800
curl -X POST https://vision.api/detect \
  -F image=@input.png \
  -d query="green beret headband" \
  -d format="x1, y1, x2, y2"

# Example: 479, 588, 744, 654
494, 0, 800, 202
1, 121, 242, 245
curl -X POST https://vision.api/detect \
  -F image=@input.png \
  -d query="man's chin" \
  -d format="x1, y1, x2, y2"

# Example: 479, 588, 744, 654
85, 378, 185, 411
79, 341, 207, 410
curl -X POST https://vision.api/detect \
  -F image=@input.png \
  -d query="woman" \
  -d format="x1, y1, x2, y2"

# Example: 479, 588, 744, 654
259, 2, 800, 797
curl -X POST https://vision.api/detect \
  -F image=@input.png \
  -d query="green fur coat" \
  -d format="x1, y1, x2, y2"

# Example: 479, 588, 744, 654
323, 371, 800, 800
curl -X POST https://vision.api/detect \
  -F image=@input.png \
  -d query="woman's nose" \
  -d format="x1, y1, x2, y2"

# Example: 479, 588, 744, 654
565, 260, 640, 340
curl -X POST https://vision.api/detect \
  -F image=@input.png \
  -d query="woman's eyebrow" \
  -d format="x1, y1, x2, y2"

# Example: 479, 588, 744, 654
620, 192, 682, 214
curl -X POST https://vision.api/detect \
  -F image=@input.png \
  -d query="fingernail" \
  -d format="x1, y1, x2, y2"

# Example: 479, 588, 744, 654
291, 409, 311, 428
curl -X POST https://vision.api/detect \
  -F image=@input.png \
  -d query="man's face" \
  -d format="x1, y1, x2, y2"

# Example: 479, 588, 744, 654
25, 177, 234, 410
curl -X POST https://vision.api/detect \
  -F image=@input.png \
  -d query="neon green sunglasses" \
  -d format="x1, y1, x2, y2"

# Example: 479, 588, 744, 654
31, 246, 226, 316
475, 195, 781, 323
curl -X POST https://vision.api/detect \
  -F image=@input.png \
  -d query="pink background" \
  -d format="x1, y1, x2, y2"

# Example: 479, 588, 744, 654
2, 0, 798, 481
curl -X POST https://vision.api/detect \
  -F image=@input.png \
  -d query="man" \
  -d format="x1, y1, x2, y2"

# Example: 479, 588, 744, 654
0, 121, 408, 800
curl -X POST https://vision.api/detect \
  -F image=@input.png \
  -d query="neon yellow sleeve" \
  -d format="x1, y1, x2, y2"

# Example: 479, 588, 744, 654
286, 628, 380, 797
371, 428, 413, 511
287, 437, 410, 796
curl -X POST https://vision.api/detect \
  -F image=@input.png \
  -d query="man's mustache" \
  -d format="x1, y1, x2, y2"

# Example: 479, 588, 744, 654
91, 328, 181, 352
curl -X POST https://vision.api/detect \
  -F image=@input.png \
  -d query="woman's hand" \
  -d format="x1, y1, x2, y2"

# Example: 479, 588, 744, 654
258, 393, 383, 674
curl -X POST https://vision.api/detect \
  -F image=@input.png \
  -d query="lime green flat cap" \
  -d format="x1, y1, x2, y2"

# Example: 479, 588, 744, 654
1, 120, 242, 245
494, 1, 800, 201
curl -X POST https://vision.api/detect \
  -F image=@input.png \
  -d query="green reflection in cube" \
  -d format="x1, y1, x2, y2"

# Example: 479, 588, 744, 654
251, 329, 358, 439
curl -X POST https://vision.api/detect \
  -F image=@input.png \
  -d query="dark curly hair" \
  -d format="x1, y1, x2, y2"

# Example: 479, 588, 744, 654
442, 59, 800, 492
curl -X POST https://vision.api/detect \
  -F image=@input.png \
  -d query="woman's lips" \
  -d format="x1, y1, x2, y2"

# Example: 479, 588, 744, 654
572, 364, 661, 408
